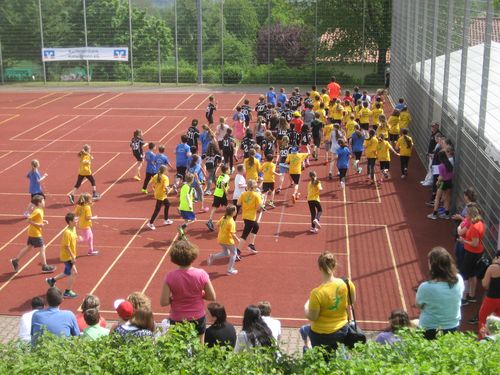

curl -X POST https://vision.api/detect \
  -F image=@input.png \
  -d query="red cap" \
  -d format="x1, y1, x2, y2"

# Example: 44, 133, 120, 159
114, 299, 133, 320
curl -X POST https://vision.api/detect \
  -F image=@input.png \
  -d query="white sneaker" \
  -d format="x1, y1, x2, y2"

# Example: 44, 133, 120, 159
164, 219, 173, 225
309, 227, 319, 233
23, 211, 29, 218
357, 167, 362, 174
340, 181, 345, 189
427, 213, 437, 220
207, 254, 213, 266
227, 269, 238, 275
313, 219, 321, 228
147, 222, 156, 230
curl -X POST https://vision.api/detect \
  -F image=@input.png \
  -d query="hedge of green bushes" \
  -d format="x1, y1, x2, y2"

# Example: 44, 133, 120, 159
1, 325, 498, 374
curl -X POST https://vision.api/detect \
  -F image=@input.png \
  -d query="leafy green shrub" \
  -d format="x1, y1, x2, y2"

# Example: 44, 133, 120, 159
203, 68, 222, 84
223, 64, 244, 84
364, 72, 385, 86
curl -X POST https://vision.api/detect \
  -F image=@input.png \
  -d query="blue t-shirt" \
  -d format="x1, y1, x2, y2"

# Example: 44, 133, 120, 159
145, 150, 157, 174
336, 147, 351, 169
154, 153, 169, 169
351, 133, 365, 153
416, 274, 464, 330
278, 93, 287, 106
28, 170, 42, 194
266, 91, 277, 106
175, 143, 191, 167
199, 131, 211, 154
31, 307, 80, 345
187, 163, 203, 187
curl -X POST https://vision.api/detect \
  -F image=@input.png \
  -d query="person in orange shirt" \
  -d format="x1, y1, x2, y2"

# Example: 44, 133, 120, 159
68, 144, 100, 204
327, 76, 341, 100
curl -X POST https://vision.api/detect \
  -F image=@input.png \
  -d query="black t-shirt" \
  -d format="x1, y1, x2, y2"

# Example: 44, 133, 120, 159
277, 127, 288, 140
241, 136, 255, 157
186, 126, 200, 147
206, 103, 216, 118
130, 136, 145, 152
222, 136, 234, 152
300, 128, 311, 145
287, 129, 299, 146
428, 130, 443, 154
289, 94, 302, 109
269, 116, 280, 131
310, 119, 323, 137
261, 138, 275, 155
279, 145, 293, 163
205, 154, 221, 170
241, 105, 252, 121
205, 323, 237, 348
284, 109, 294, 122
255, 102, 266, 117
264, 109, 273, 123
303, 97, 313, 108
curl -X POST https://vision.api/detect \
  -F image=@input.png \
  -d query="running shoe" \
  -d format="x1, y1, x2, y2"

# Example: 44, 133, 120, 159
164, 219, 174, 225
10, 258, 19, 273
177, 225, 185, 238
427, 213, 438, 220
275, 188, 281, 194
141, 189, 148, 194
92, 193, 101, 201
268, 201, 275, 208
357, 167, 362, 174
68, 194, 75, 204
461, 299, 470, 307
466, 295, 477, 303
134, 175, 141, 181
438, 213, 450, 219
41, 264, 55, 273
204, 190, 212, 196
313, 219, 321, 228
23, 211, 29, 218
87, 250, 99, 256
227, 269, 239, 275
63, 290, 78, 299
147, 222, 156, 230
207, 254, 214, 266
206, 220, 215, 232
248, 244, 258, 254
46, 277, 56, 287
199, 207, 209, 213
340, 181, 345, 190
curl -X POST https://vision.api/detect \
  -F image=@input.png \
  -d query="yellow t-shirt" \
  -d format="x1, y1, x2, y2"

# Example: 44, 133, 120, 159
309, 278, 355, 334
323, 124, 333, 141
261, 161, 276, 183
396, 135, 413, 157
217, 216, 236, 245
75, 204, 92, 229
60, 226, 77, 262
307, 181, 322, 202
78, 154, 91, 176
398, 111, 412, 129
244, 158, 261, 181
316, 109, 327, 124
286, 153, 308, 175
343, 105, 353, 123
371, 108, 384, 125
311, 91, 320, 100
388, 115, 400, 135
354, 105, 362, 119
331, 105, 344, 121
28, 208, 43, 238
377, 140, 392, 161
363, 137, 379, 159
345, 120, 358, 138
237, 191, 262, 221
152, 174, 169, 201
313, 100, 322, 112
358, 107, 372, 124
376, 124, 389, 140
321, 94, 330, 106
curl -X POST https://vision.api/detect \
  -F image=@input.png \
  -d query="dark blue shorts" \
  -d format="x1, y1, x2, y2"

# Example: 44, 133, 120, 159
27, 237, 44, 248
180, 210, 195, 221
63, 261, 74, 276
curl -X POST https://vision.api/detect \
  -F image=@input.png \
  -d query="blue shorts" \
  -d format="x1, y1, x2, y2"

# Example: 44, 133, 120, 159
279, 163, 289, 174
180, 210, 195, 221
63, 261, 74, 276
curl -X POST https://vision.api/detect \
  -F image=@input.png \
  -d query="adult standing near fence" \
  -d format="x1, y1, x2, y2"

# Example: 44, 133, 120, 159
421, 122, 443, 187
327, 76, 341, 100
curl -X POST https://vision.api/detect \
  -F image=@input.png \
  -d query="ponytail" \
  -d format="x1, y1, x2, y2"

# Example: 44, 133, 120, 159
309, 171, 319, 186
404, 135, 413, 149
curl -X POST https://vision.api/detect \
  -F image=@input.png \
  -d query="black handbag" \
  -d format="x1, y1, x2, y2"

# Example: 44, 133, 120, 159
475, 254, 491, 280
342, 278, 367, 349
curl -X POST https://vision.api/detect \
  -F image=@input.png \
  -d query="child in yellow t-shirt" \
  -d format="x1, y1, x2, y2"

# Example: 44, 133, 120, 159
358, 102, 372, 131
342, 100, 353, 125
387, 109, 401, 145
68, 144, 100, 204
260, 154, 281, 208
207, 205, 240, 275
371, 103, 384, 130
376, 135, 400, 181
376, 115, 389, 140
286, 150, 309, 203
345, 114, 358, 139
398, 106, 412, 129
363, 129, 379, 184
322, 121, 334, 165
307, 171, 323, 234
147, 165, 172, 230
75, 193, 99, 256
395, 129, 413, 179
45, 212, 78, 298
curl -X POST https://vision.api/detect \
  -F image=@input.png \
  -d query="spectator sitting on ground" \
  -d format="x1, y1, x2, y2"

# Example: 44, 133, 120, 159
205, 302, 236, 348
258, 301, 282, 344
76, 294, 106, 332
83, 308, 109, 340
375, 309, 413, 345
19, 296, 44, 343
31, 287, 80, 345
113, 309, 155, 338
234, 305, 274, 353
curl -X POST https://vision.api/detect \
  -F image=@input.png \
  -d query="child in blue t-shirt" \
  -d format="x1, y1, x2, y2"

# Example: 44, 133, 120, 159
153, 145, 173, 171
187, 154, 208, 213
266, 87, 277, 106
174, 135, 192, 189
141, 143, 157, 194
336, 139, 351, 190
350, 125, 365, 174
25, 159, 48, 217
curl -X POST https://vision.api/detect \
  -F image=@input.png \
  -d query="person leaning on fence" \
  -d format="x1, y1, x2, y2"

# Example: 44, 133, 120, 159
304, 251, 356, 351
421, 122, 443, 187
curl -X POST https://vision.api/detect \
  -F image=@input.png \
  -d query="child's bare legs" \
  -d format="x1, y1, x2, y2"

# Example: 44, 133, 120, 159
269, 189, 276, 205
15, 245, 34, 264
52, 271, 75, 290
328, 160, 335, 178
432, 189, 443, 213
135, 161, 143, 179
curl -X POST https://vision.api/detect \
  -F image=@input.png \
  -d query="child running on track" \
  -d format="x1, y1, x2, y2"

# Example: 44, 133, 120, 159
130, 129, 145, 181
178, 174, 196, 239
328, 124, 345, 180
187, 155, 208, 212
350, 125, 365, 174
261, 154, 281, 208
376, 134, 399, 181
307, 171, 323, 233
186, 119, 200, 154
395, 128, 413, 179
277, 136, 293, 194
11, 195, 55, 273
24, 159, 48, 217
45, 213, 78, 298
221, 128, 236, 173
141, 142, 156, 194
244, 149, 261, 186
204, 142, 221, 195
232, 164, 246, 218
174, 135, 192, 190
364, 129, 379, 185
74, 193, 99, 256
286, 149, 309, 203
207, 205, 240, 275
147, 165, 172, 230
68, 144, 100, 204
207, 165, 230, 232
237, 180, 263, 255
322, 120, 333, 165
206, 96, 217, 126
336, 139, 351, 190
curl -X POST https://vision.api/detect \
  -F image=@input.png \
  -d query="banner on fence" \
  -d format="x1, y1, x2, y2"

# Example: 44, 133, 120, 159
41, 47, 129, 62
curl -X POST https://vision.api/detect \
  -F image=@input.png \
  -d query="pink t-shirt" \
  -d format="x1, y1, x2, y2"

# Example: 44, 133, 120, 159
165, 267, 209, 321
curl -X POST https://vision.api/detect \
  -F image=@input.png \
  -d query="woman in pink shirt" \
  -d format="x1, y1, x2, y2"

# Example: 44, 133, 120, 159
160, 239, 216, 342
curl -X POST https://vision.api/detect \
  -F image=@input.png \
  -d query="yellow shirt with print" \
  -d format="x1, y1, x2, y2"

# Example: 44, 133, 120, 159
261, 161, 276, 183
75, 204, 92, 229
244, 158, 261, 181
331, 105, 344, 121
152, 174, 169, 201
321, 94, 330, 106
398, 111, 412, 129
363, 137, 378, 159
358, 107, 372, 124
60, 226, 77, 262
78, 154, 91, 176
217, 216, 236, 245
376, 124, 389, 140
371, 108, 384, 125
388, 115, 400, 135
313, 100, 322, 112
323, 124, 333, 142
343, 105, 353, 123
286, 153, 308, 175
309, 278, 355, 334
237, 191, 262, 221
345, 120, 358, 138
354, 105, 362, 119
396, 136, 413, 157
311, 90, 320, 100
307, 181, 322, 202
28, 208, 44, 238
315, 109, 327, 124
377, 140, 392, 161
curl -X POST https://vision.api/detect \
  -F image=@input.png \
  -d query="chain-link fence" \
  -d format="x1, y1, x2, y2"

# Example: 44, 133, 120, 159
0, 0, 391, 86
390, 0, 500, 254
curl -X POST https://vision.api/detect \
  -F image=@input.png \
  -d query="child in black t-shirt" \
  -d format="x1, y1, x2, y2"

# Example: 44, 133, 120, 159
186, 119, 200, 154
206, 96, 217, 125
221, 128, 236, 173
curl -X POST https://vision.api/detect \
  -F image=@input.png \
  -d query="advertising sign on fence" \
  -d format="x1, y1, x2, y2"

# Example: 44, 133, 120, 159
42, 47, 129, 62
